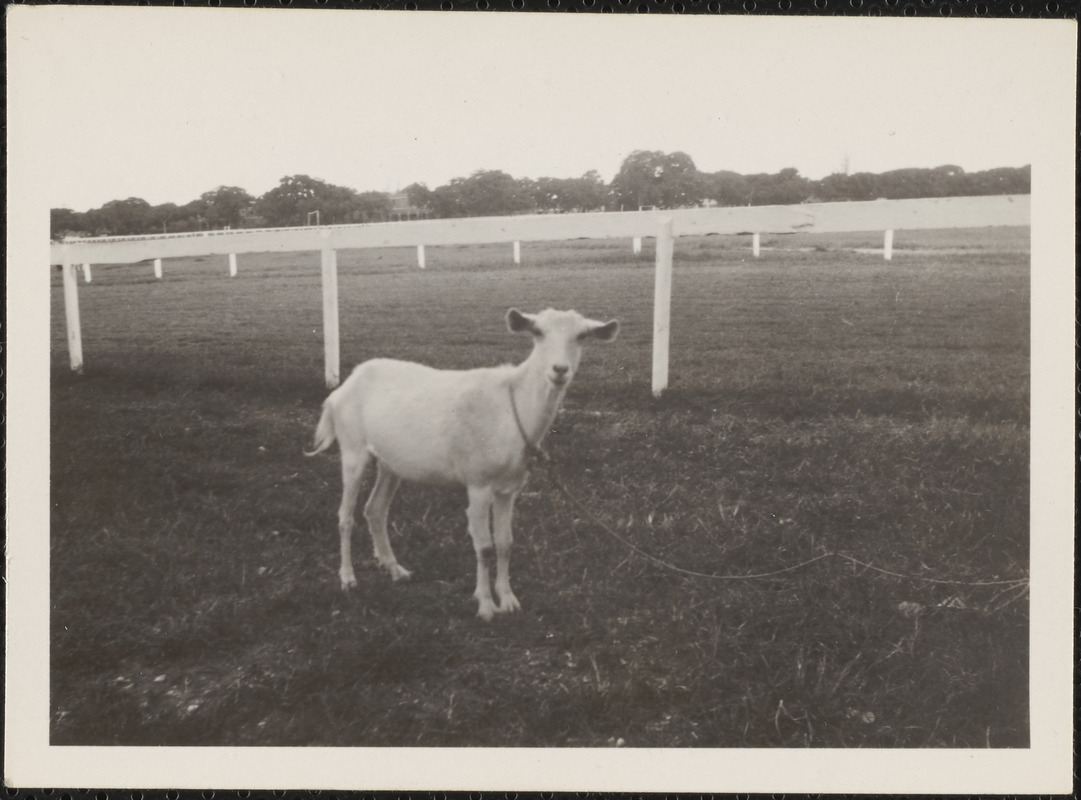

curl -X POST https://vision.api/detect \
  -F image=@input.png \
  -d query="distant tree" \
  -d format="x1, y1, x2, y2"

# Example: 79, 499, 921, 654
430, 180, 467, 218
255, 175, 358, 227
148, 202, 182, 234
429, 170, 534, 217
50, 208, 87, 240
575, 170, 609, 211
535, 171, 608, 213
532, 177, 561, 212
170, 198, 209, 232
97, 197, 153, 235
459, 170, 533, 216
256, 175, 317, 226
403, 182, 435, 215
563, 173, 599, 211
318, 183, 361, 225
52, 157, 1032, 244
238, 207, 267, 229
610, 150, 703, 209
849, 172, 882, 200
610, 150, 655, 208
961, 165, 1030, 196
515, 177, 539, 214
744, 168, 812, 205
352, 191, 393, 222
200, 186, 255, 229
874, 166, 965, 199
928, 164, 967, 197
702, 170, 750, 206
815, 172, 880, 202
1007, 164, 1032, 194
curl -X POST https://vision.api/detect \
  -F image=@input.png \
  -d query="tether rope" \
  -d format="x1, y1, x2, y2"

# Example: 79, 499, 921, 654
532, 453, 1028, 589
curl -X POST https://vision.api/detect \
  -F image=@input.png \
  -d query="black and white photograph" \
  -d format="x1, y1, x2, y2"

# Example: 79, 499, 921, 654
5, 7, 1075, 793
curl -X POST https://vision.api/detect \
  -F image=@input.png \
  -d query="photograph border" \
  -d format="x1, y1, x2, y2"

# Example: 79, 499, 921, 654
5, 7, 1076, 794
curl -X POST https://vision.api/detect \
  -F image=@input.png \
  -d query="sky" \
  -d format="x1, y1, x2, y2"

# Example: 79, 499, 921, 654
10, 9, 1054, 211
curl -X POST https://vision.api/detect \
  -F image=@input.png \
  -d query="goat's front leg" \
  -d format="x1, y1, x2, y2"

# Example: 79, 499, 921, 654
466, 486, 497, 620
492, 490, 520, 614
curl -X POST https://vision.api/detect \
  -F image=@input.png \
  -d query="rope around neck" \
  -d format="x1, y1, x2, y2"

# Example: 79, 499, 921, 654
508, 383, 548, 462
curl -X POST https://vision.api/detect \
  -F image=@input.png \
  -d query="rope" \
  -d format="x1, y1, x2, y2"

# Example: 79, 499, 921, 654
533, 455, 1028, 589
509, 384, 549, 463
831, 554, 1027, 587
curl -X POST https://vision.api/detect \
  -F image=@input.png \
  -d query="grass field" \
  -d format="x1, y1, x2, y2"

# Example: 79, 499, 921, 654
50, 226, 1030, 748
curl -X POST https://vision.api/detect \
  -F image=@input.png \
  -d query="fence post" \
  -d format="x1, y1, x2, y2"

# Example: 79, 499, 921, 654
652, 217, 674, 397
417, 244, 426, 269
229, 253, 238, 277
513, 240, 521, 265
61, 253, 84, 374
154, 259, 163, 279
884, 229, 895, 261
320, 231, 341, 389
82, 263, 92, 283
752, 233, 761, 258
633, 236, 642, 255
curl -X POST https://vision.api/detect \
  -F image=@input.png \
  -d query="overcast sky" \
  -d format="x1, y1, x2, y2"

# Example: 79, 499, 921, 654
12, 9, 1051, 211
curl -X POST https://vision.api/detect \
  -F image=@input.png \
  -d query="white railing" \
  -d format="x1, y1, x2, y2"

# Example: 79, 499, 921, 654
52, 194, 1030, 394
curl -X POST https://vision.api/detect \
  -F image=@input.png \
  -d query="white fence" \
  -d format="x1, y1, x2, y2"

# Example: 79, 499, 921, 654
51, 194, 1030, 395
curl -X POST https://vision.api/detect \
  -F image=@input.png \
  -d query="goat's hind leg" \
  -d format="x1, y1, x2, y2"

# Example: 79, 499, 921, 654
338, 450, 372, 591
364, 460, 411, 581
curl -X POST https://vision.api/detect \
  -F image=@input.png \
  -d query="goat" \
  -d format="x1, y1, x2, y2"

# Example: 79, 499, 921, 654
306, 307, 619, 620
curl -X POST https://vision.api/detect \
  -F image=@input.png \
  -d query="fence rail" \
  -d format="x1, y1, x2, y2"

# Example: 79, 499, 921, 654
52, 194, 1030, 392
52, 195, 1028, 265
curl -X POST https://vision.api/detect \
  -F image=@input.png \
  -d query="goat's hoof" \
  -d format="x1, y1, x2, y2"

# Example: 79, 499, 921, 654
496, 593, 521, 614
476, 600, 497, 621
388, 564, 412, 582
340, 574, 358, 592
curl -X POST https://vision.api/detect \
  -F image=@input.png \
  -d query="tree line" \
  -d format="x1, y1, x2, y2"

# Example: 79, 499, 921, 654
51, 151, 1030, 240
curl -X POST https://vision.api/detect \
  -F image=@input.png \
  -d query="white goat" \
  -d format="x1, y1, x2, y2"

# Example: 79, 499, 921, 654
306, 307, 619, 620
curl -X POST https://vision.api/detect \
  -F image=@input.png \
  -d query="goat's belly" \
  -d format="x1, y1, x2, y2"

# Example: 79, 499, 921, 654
446, 448, 524, 486
369, 439, 527, 491
486, 467, 530, 494
367, 442, 459, 486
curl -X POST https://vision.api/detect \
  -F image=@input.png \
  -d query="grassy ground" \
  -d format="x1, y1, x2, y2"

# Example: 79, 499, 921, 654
50, 227, 1029, 747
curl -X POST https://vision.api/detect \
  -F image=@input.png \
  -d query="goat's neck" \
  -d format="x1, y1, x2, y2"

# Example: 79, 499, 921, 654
510, 350, 566, 448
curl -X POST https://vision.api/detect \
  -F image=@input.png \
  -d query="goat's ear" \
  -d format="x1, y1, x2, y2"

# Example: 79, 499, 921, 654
583, 319, 620, 342
507, 308, 538, 334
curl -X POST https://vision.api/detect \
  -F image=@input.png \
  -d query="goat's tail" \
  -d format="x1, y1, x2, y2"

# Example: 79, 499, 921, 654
304, 401, 337, 457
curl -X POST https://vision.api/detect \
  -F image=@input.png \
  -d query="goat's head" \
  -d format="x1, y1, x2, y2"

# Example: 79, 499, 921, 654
507, 308, 619, 389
